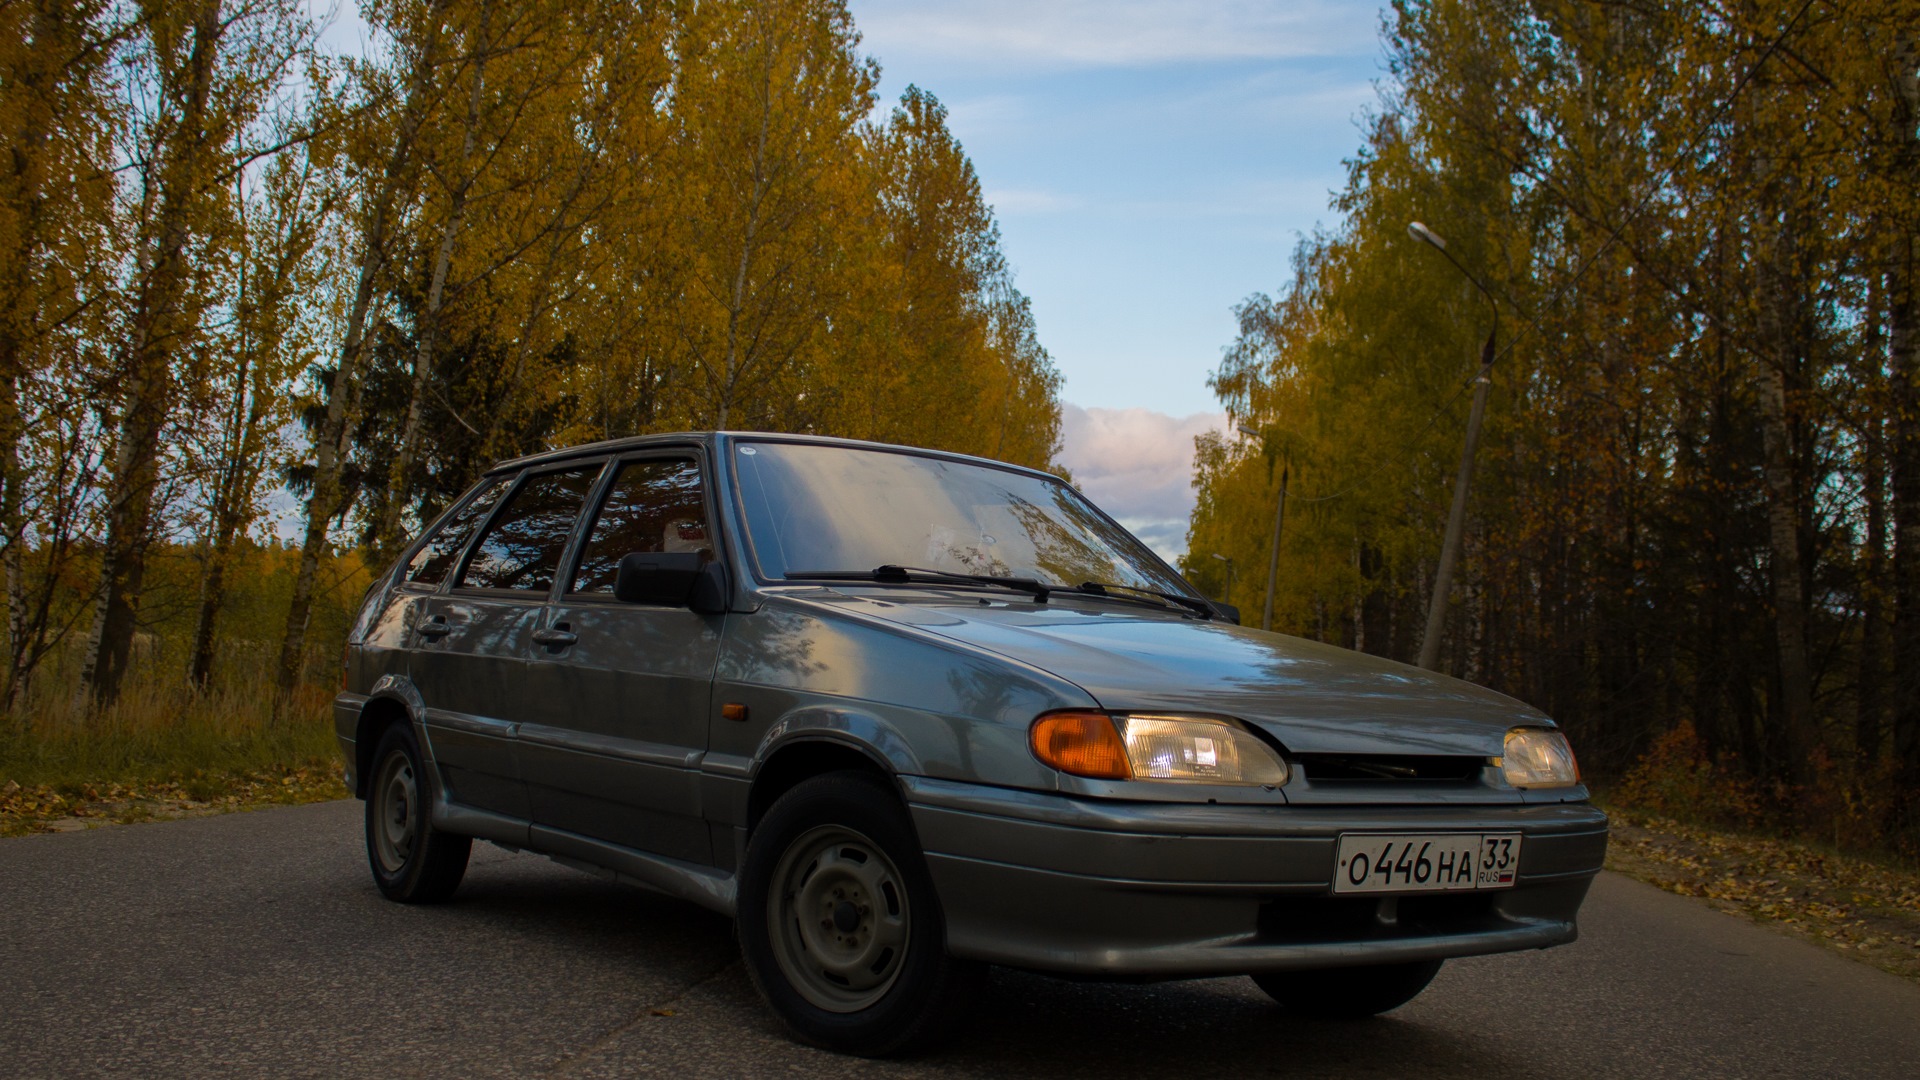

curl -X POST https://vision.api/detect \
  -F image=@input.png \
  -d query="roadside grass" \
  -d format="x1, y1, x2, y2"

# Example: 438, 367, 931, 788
1600, 806, 1920, 984
1, 681, 348, 838
1591, 718, 1920, 981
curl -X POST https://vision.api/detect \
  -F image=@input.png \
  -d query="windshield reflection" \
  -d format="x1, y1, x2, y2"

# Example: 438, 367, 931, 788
731, 441, 1191, 596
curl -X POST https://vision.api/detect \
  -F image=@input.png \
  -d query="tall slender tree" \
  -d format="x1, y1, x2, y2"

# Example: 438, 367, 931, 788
80, 0, 313, 707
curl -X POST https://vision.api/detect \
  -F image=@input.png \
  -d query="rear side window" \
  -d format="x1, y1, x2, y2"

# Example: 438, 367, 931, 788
405, 477, 508, 586
571, 459, 709, 594
457, 467, 601, 592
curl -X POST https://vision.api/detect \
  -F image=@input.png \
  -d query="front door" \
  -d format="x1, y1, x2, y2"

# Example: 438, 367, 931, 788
518, 454, 725, 863
413, 463, 604, 821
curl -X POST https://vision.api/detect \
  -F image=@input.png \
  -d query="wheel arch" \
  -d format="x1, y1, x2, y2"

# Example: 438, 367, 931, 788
746, 736, 899, 837
354, 694, 416, 800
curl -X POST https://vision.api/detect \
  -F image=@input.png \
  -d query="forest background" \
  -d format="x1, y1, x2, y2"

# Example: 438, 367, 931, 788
1181, 0, 1920, 859
0, 0, 1062, 806
5, 0, 1918, 870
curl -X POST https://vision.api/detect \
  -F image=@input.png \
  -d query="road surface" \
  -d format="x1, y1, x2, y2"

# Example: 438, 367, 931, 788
2, 800, 1916, 1078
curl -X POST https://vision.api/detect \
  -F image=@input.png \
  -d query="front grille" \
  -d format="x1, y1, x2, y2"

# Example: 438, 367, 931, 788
1292, 753, 1485, 782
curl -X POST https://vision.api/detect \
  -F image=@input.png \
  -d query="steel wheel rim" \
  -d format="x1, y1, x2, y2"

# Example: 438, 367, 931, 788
768, 824, 911, 1013
372, 748, 418, 875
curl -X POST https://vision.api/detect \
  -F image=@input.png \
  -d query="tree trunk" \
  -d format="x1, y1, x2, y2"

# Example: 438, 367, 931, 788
1889, 41, 1920, 788
0, 1, 57, 711
1757, 350, 1816, 782
1890, 246, 1920, 784
190, 353, 266, 689
187, 547, 230, 689
277, 6, 451, 692
78, 1, 223, 708
78, 359, 170, 706
0, 346, 28, 711
1859, 284, 1889, 764
374, 0, 491, 557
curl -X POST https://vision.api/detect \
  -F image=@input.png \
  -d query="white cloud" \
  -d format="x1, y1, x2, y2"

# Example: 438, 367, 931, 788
1058, 403, 1229, 563
857, 0, 1377, 71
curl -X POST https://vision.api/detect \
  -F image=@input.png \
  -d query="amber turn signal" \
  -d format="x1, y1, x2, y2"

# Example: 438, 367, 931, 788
1030, 711, 1132, 779
721, 702, 749, 722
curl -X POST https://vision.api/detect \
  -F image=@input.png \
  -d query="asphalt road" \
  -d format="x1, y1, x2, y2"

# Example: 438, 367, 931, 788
3, 801, 1917, 1079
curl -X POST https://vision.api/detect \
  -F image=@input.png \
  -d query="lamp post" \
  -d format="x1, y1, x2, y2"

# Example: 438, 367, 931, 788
1408, 220, 1499, 672
1237, 424, 1288, 632
1209, 552, 1235, 604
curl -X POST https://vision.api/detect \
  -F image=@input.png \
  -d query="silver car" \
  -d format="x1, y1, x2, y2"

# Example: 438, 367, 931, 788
336, 432, 1605, 1055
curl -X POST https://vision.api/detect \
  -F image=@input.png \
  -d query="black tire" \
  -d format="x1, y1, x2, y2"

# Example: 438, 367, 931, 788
364, 722, 471, 904
737, 770, 983, 1057
1252, 959, 1443, 1018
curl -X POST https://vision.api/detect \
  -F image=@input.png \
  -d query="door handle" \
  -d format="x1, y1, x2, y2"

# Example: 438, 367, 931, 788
417, 616, 453, 639
531, 627, 578, 647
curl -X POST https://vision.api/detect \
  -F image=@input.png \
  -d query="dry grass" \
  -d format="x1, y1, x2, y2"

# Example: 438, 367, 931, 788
1604, 808, 1920, 983
1598, 722, 1920, 981
0, 678, 348, 838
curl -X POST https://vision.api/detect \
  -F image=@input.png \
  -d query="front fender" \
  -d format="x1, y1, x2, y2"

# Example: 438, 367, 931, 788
750, 704, 923, 776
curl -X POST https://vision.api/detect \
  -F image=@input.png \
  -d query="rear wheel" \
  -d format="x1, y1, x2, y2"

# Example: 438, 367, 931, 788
737, 771, 982, 1056
364, 722, 470, 904
1252, 959, 1443, 1018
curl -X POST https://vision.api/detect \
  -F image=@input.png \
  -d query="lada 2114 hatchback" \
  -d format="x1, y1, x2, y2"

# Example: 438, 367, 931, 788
336, 432, 1607, 1056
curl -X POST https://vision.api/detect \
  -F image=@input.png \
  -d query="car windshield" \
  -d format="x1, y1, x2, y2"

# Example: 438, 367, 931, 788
731, 441, 1193, 597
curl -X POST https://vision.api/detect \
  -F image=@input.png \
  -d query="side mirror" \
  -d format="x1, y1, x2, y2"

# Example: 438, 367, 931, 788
1211, 601, 1242, 625
614, 552, 730, 614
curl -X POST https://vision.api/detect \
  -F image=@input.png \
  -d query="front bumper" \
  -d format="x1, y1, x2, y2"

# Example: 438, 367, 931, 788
903, 776, 1607, 978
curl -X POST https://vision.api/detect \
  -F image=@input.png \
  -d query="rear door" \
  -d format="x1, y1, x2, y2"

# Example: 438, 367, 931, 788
393, 475, 513, 813
518, 452, 725, 863
413, 463, 604, 820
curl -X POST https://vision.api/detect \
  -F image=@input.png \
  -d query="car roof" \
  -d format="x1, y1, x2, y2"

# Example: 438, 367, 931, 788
484, 431, 1065, 484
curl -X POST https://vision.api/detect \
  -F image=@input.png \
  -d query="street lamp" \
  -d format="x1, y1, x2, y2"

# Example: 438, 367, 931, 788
1408, 220, 1499, 672
1209, 552, 1235, 604
1237, 424, 1289, 632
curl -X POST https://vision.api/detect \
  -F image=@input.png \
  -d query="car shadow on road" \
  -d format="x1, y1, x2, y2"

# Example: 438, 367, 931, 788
384, 851, 741, 976
412, 852, 1500, 1078
912, 968, 1502, 1078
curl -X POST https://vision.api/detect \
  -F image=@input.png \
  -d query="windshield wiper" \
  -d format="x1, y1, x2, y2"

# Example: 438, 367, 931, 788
1066, 580, 1217, 619
784, 565, 1051, 601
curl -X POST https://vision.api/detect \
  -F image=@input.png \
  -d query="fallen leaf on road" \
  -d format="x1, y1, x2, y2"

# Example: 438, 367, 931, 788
1606, 810, 1920, 985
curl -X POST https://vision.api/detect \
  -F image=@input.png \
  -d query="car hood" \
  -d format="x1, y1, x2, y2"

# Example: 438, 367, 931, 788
837, 596, 1549, 757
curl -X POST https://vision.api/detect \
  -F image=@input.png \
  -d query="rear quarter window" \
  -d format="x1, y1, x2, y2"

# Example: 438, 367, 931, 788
404, 476, 509, 586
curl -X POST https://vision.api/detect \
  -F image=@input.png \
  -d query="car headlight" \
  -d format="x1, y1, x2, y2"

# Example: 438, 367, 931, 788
1030, 711, 1289, 785
1502, 728, 1580, 788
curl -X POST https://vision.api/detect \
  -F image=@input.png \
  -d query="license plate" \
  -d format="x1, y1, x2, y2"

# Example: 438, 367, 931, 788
1333, 833, 1522, 894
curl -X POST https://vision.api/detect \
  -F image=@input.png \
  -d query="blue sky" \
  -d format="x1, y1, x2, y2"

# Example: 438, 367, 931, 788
848, 2, 1387, 557
850, 0, 1385, 417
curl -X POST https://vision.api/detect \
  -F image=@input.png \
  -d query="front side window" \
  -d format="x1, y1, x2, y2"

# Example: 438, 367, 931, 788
457, 467, 601, 592
405, 476, 508, 586
731, 441, 1189, 595
571, 458, 709, 594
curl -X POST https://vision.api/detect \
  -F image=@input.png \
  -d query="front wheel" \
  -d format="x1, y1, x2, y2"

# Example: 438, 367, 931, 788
364, 722, 470, 904
737, 771, 982, 1056
1252, 958, 1443, 1018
